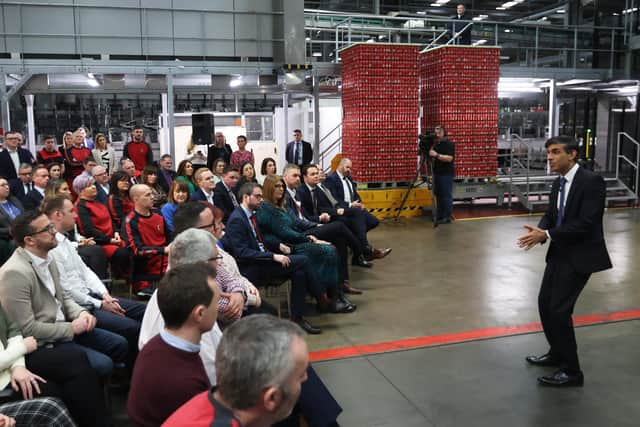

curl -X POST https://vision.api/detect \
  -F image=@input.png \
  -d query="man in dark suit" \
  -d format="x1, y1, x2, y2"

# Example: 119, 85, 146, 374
23, 165, 49, 210
93, 165, 110, 205
9, 163, 35, 204
449, 3, 472, 45
190, 168, 216, 205
518, 136, 612, 387
285, 129, 313, 167
221, 182, 324, 334
324, 159, 391, 260
213, 165, 240, 223
156, 154, 176, 193
0, 131, 35, 181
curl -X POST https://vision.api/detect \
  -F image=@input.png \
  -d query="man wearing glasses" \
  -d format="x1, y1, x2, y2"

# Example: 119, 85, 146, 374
0, 131, 35, 181
92, 165, 110, 205
9, 163, 35, 204
0, 210, 128, 378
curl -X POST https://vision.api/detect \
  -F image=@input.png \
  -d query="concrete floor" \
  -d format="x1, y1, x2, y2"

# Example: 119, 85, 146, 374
304, 208, 640, 426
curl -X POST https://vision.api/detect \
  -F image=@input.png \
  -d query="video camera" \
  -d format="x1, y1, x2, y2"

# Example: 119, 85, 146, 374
418, 132, 437, 155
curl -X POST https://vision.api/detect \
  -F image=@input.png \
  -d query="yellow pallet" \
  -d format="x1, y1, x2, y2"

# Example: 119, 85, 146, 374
360, 188, 432, 219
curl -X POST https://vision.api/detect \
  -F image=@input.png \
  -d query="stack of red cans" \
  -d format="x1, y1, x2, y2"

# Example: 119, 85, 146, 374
420, 46, 500, 178
341, 43, 421, 182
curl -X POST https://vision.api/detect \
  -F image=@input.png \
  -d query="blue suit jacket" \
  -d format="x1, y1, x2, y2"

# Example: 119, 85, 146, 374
22, 189, 44, 211
0, 148, 35, 181
285, 140, 313, 166
95, 184, 109, 205
221, 207, 276, 265
284, 191, 317, 230
213, 181, 237, 224
324, 173, 361, 209
9, 181, 32, 204
190, 188, 209, 203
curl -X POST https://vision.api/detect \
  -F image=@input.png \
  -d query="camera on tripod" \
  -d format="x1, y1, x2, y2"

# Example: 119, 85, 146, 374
418, 132, 436, 156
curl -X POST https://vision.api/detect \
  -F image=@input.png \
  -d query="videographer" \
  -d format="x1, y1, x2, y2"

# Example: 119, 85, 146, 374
428, 126, 455, 224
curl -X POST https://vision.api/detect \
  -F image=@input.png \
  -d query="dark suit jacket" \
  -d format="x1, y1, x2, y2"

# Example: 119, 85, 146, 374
284, 191, 317, 231
157, 168, 176, 193
9, 181, 32, 204
296, 184, 338, 223
538, 167, 612, 274
285, 140, 313, 166
0, 148, 35, 180
213, 181, 237, 224
0, 196, 23, 240
449, 13, 472, 44
324, 173, 361, 209
221, 207, 276, 269
95, 184, 109, 205
190, 188, 212, 203
22, 189, 44, 211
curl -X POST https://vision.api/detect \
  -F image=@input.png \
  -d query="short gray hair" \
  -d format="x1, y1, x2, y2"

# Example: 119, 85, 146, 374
282, 163, 300, 176
215, 314, 304, 409
169, 228, 217, 268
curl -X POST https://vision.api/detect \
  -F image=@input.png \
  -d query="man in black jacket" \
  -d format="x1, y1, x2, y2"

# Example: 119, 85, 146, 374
0, 131, 35, 181
285, 129, 313, 167
449, 3, 472, 45
213, 165, 240, 223
518, 136, 612, 387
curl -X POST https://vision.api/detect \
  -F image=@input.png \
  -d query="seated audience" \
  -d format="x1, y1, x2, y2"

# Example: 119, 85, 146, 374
260, 156, 277, 181
91, 165, 110, 205
22, 165, 49, 211
79, 156, 97, 179
175, 160, 196, 194
258, 175, 355, 314
213, 165, 240, 223
211, 158, 226, 184
138, 228, 223, 384
160, 180, 191, 233
0, 397, 76, 427
46, 162, 64, 181
120, 158, 139, 186
44, 179, 72, 199
121, 184, 171, 297
221, 183, 323, 334
0, 301, 107, 427
237, 161, 258, 189
43, 196, 145, 372
9, 164, 33, 204
107, 171, 134, 230
128, 262, 219, 427
36, 135, 64, 166
190, 168, 216, 205
141, 165, 167, 208
0, 211, 128, 378
0, 178, 22, 266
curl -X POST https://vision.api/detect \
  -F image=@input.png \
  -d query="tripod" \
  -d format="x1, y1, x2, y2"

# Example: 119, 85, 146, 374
393, 153, 438, 227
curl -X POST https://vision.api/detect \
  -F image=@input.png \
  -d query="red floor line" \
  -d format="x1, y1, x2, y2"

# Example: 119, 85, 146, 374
309, 309, 640, 362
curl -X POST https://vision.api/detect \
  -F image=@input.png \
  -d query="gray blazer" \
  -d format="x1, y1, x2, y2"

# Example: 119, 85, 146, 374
0, 247, 86, 344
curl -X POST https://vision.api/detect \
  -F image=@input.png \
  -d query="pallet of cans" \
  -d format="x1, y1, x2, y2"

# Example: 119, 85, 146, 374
341, 43, 421, 183
419, 46, 500, 178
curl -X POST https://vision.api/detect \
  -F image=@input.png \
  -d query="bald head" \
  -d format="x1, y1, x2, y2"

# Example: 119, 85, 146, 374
130, 184, 148, 199
337, 158, 352, 176
130, 184, 154, 211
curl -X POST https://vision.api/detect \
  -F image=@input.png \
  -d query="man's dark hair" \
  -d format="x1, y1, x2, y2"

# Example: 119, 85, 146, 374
237, 135, 247, 142
545, 135, 578, 154
293, 129, 301, 134
41, 195, 69, 217
42, 135, 56, 142
11, 211, 44, 246
82, 155, 96, 166
301, 164, 318, 177
157, 262, 216, 329
160, 154, 172, 161
173, 201, 208, 234
133, 125, 144, 131
237, 182, 261, 200
222, 165, 239, 176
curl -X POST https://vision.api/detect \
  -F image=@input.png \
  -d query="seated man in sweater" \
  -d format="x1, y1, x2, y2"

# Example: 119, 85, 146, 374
128, 261, 220, 427
43, 195, 146, 372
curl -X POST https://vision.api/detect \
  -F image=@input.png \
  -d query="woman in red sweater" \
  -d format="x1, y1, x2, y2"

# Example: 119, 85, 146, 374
108, 171, 134, 230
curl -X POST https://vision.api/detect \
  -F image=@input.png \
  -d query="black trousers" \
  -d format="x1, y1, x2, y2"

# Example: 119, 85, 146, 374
538, 260, 590, 373
240, 254, 322, 317
337, 209, 379, 255
306, 221, 362, 282
77, 245, 109, 280
24, 343, 108, 427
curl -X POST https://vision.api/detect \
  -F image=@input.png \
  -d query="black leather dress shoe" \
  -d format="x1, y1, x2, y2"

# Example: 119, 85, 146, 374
292, 317, 322, 335
338, 295, 357, 311
352, 255, 373, 268
537, 370, 584, 387
525, 353, 561, 367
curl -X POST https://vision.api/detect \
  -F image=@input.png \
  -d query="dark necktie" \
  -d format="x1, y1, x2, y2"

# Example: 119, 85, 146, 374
319, 185, 338, 208
556, 177, 567, 227
295, 142, 302, 165
249, 214, 264, 244
292, 195, 304, 219
343, 176, 354, 200
311, 188, 319, 216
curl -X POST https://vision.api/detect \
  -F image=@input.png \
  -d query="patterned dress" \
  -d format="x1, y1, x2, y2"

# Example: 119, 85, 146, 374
256, 201, 339, 290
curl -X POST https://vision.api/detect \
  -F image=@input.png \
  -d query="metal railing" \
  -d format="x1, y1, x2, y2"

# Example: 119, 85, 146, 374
305, 9, 628, 76
616, 132, 640, 196
319, 122, 342, 171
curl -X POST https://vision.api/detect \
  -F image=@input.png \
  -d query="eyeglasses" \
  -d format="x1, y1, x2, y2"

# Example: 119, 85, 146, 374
274, 184, 284, 188
208, 255, 223, 262
251, 193, 264, 200
27, 223, 56, 236
198, 222, 215, 230
19, 172, 32, 176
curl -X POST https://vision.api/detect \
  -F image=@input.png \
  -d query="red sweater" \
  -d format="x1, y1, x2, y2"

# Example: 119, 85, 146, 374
75, 198, 115, 245
122, 209, 169, 257
123, 140, 153, 171
128, 335, 210, 427
36, 149, 63, 165
63, 146, 92, 178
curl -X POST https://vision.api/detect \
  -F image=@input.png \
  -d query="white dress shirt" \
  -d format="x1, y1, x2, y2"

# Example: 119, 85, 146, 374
557, 163, 579, 210
50, 232, 108, 309
7, 150, 20, 175
25, 250, 65, 321
138, 290, 222, 385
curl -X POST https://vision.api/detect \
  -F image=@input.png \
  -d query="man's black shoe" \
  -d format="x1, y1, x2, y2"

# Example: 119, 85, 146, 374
352, 255, 373, 268
537, 370, 584, 387
525, 353, 561, 367
293, 317, 322, 335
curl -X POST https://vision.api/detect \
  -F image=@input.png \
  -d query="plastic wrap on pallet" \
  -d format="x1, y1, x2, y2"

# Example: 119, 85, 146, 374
419, 46, 500, 178
341, 44, 420, 182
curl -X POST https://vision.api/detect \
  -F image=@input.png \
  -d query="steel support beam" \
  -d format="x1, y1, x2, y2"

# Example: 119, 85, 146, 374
0, 74, 10, 135
312, 70, 320, 164
25, 94, 36, 155
166, 74, 176, 162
